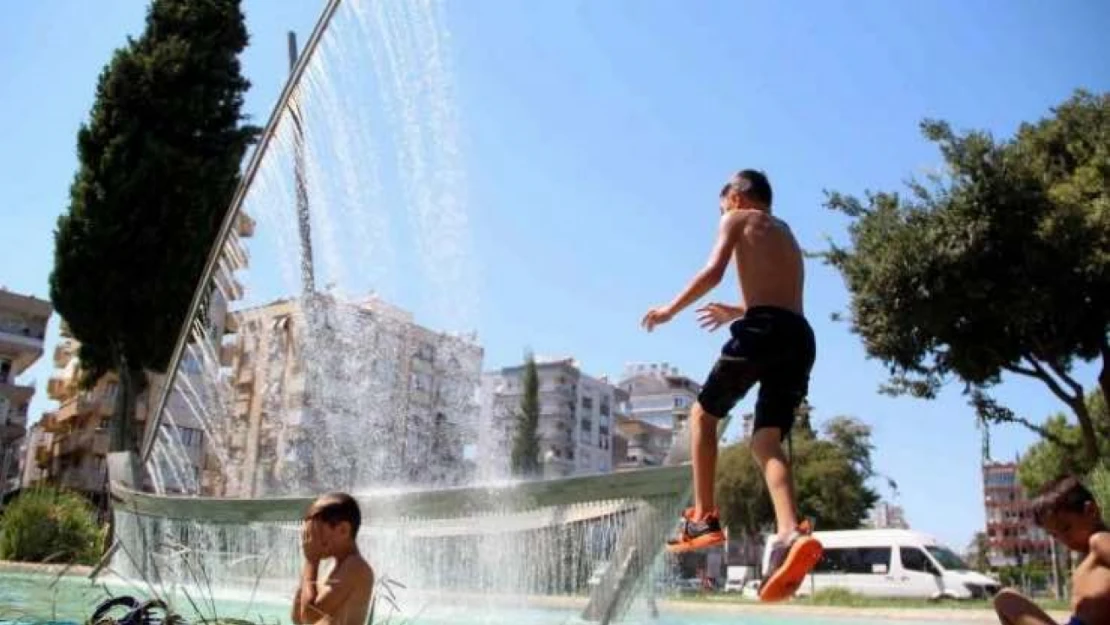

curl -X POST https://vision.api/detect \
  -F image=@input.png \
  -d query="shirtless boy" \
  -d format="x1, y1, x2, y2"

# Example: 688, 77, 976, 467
993, 475, 1109, 625
291, 493, 375, 625
641, 169, 822, 602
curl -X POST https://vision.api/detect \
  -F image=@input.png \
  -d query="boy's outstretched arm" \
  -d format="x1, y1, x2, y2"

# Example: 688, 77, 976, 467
643, 212, 741, 330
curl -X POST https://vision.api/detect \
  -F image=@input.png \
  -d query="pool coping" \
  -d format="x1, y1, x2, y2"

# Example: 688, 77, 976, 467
1, 561, 1070, 623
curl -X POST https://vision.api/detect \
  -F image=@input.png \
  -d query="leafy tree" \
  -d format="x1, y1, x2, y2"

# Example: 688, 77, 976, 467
822, 90, 1110, 463
510, 352, 541, 477
716, 414, 879, 538
1017, 392, 1108, 494
969, 532, 991, 571
49, 0, 259, 452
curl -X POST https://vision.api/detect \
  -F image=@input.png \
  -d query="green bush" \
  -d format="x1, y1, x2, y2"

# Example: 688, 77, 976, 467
0, 487, 105, 565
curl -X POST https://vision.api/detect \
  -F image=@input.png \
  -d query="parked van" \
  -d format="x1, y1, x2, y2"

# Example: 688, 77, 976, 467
760, 529, 1001, 600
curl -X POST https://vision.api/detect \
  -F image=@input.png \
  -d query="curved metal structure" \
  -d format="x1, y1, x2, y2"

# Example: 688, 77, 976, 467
139, 0, 345, 463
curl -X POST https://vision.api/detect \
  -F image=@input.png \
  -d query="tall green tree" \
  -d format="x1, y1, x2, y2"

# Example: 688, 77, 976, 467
510, 352, 541, 478
50, 0, 259, 452
1017, 392, 1108, 494
822, 90, 1110, 463
715, 414, 879, 538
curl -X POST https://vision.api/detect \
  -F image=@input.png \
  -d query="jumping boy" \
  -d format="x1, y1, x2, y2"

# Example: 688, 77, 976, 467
993, 475, 1109, 625
292, 492, 375, 625
641, 169, 822, 602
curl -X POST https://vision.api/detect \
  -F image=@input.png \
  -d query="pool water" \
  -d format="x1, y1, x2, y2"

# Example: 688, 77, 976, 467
0, 572, 982, 625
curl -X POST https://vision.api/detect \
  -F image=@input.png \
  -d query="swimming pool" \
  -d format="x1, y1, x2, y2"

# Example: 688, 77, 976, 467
0, 571, 995, 625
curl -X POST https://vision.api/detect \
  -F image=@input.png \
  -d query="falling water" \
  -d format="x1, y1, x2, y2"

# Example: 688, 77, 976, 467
118, 1, 686, 622
145, 0, 480, 498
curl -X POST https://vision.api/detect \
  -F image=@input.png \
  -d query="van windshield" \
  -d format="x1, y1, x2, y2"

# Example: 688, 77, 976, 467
926, 545, 969, 571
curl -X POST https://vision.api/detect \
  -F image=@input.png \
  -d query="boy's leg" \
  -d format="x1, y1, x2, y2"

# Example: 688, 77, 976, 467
992, 588, 1057, 625
690, 401, 718, 519
750, 427, 798, 539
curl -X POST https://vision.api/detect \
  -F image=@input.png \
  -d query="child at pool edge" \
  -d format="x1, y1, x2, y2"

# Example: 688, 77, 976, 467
993, 475, 1109, 625
291, 493, 375, 625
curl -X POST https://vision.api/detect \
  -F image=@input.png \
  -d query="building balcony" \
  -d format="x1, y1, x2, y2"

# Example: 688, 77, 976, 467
58, 468, 107, 493
46, 376, 71, 401
56, 429, 110, 457
0, 331, 44, 376
34, 444, 51, 467
55, 394, 112, 424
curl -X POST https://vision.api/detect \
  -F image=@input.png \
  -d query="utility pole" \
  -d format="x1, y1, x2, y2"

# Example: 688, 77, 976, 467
288, 31, 315, 297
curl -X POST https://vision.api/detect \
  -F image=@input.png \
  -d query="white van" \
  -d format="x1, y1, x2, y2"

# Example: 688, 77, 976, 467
760, 529, 1001, 600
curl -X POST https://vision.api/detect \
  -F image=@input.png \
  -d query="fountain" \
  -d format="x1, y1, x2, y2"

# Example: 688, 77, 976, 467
103, 0, 710, 622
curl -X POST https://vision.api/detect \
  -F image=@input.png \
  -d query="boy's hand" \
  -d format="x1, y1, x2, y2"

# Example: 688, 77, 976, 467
696, 303, 744, 331
641, 306, 675, 332
301, 520, 324, 563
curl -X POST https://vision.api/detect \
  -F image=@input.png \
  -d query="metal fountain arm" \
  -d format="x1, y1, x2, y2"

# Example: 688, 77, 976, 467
138, 0, 345, 464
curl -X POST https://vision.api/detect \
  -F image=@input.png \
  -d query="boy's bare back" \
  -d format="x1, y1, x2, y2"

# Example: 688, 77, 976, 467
728, 208, 805, 315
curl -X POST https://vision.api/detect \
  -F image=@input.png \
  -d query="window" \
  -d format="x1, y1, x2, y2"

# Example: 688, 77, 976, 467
0, 359, 11, 384
673, 395, 690, 409
415, 342, 435, 362
599, 397, 611, 417
813, 547, 891, 575
581, 396, 594, 411
580, 419, 592, 432
179, 427, 204, 448
900, 547, 932, 573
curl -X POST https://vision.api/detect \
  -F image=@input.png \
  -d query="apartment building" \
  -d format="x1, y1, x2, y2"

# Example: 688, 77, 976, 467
478, 357, 625, 480
209, 293, 483, 497
613, 416, 672, 469
0, 289, 51, 495
982, 461, 1053, 567
617, 362, 701, 433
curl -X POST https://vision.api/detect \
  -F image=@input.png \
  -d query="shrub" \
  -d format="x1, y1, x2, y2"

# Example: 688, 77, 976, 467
0, 487, 105, 565
1089, 462, 1110, 524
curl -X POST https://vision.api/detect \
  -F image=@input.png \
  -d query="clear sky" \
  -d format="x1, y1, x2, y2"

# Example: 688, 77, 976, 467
1, 0, 1107, 550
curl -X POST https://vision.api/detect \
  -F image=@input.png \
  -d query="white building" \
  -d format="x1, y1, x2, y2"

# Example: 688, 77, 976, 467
478, 357, 625, 480
617, 362, 701, 432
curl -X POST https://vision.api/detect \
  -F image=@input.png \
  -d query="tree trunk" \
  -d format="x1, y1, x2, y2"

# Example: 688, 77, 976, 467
1071, 396, 1100, 467
110, 364, 146, 454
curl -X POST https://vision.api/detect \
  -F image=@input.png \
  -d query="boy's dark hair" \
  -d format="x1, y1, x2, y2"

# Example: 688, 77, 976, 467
720, 169, 773, 208
1029, 475, 1094, 525
307, 492, 362, 536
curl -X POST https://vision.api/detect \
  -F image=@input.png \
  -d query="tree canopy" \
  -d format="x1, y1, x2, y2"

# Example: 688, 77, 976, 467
49, 0, 258, 451
822, 90, 1110, 463
715, 413, 880, 536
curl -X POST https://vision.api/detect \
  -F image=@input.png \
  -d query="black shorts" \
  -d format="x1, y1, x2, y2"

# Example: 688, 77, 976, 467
696, 306, 816, 439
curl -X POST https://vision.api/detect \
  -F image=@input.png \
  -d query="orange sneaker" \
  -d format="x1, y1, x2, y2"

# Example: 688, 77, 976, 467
665, 509, 725, 554
758, 521, 823, 603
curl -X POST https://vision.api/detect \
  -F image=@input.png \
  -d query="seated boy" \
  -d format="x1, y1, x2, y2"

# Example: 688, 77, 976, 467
993, 475, 1109, 625
291, 493, 375, 625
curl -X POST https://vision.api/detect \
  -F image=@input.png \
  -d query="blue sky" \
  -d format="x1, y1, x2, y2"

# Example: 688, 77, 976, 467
2, 0, 1107, 550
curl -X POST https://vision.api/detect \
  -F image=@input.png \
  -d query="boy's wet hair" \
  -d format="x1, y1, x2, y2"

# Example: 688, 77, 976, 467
307, 492, 362, 536
1029, 475, 1094, 525
720, 169, 773, 208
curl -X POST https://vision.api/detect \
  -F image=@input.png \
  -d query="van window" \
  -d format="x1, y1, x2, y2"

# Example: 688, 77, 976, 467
900, 547, 932, 573
813, 547, 891, 574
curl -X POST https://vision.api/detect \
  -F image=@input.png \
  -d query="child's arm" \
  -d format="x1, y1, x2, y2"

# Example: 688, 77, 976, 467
301, 558, 373, 621
291, 561, 319, 624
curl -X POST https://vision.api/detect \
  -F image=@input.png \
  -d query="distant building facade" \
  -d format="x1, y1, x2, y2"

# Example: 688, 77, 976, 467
866, 501, 909, 529
478, 357, 624, 479
0, 289, 51, 496
982, 461, 1052, 567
